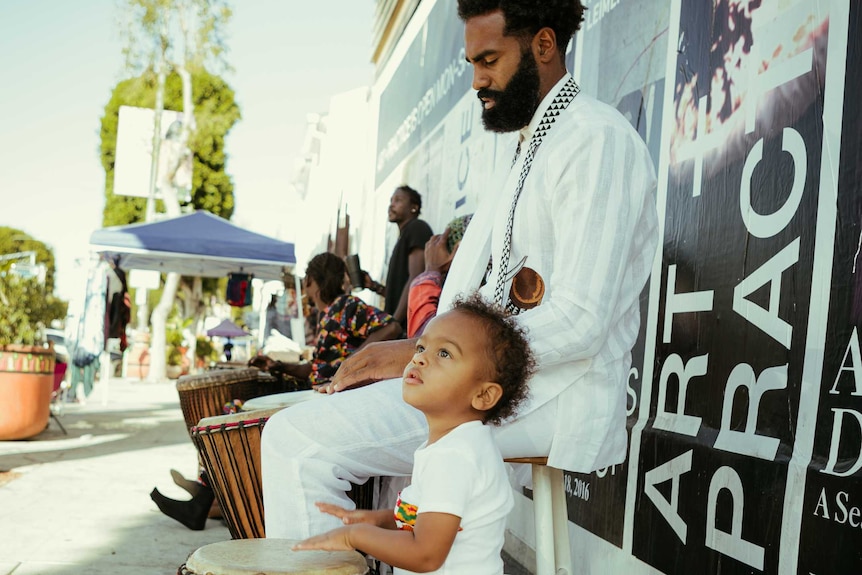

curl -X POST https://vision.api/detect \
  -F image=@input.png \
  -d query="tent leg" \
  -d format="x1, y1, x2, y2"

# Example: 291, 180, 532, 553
100, 350, 111, 406
292, 273, 305, 347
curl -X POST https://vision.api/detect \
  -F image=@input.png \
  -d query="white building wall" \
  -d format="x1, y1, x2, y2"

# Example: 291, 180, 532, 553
291, 87, 374, 270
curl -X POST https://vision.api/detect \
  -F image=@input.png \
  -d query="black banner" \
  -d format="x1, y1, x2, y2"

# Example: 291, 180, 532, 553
634, 2, 836, 573
798, 2, 862, 573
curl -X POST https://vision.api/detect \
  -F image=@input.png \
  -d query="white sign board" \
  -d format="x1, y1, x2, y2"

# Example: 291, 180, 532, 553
113, 105, 192, 199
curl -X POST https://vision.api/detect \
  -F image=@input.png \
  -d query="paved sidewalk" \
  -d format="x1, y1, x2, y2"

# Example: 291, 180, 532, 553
0, 377, 231, 575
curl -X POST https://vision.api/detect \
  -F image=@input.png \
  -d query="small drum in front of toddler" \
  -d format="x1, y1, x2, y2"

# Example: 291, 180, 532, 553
178, 538, 369, 575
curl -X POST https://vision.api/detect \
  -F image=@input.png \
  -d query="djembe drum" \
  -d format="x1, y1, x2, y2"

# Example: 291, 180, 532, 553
178, 539, 369, 575
192, 391, 376, 539
191, 407, 283, 539
176, 368, 294, 434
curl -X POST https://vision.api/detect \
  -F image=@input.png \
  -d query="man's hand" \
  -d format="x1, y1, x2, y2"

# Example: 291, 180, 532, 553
292, 525, 354, 552
424, 229, 455, 274
324, 339, 415, 393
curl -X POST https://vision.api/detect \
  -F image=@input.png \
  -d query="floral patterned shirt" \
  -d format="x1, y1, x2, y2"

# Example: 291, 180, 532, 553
310, 294, 395, 385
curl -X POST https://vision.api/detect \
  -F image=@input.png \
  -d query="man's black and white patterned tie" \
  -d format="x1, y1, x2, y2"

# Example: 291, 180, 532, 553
493, 78, 580, 313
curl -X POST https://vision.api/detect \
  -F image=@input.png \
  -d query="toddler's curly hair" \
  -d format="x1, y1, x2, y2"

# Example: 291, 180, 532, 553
452, 294, 534, 425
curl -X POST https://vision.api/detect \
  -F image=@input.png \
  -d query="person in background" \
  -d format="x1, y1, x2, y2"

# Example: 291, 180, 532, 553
364, 186, 433, 332
222, 340, 234, 361
264, 294, 284, 339
407, 213, 473, 338
294, 296, 534, 574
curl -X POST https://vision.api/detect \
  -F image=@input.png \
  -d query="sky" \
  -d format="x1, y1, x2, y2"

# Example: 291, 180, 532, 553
0, 0, 375, 304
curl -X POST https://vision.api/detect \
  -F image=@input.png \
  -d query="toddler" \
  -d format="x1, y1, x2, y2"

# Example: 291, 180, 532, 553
295, 294, 535, 574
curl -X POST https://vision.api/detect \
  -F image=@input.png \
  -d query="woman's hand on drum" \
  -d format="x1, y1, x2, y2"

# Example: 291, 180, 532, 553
324, 339, 416, 393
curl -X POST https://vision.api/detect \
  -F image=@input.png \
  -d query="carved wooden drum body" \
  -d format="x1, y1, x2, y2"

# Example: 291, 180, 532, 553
191, 408, 281, 538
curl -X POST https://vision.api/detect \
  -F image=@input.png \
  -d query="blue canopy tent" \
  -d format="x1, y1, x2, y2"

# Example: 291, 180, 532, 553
87, 211, 299, 388
89, 211, 296, 280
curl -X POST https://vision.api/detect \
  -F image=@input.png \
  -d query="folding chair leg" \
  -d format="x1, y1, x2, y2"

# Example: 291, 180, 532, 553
549, 467, 573, 574
532, 463, 556, 575
50, 412, 67, 435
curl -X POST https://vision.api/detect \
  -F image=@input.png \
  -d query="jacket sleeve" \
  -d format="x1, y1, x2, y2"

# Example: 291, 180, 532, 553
516, 121, 657, 368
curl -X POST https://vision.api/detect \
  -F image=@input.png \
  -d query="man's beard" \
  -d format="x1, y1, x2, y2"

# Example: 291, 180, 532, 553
478, 50, 541, 133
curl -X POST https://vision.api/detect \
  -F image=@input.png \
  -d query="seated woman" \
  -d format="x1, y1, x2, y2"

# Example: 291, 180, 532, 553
152, 253, 401, 531
251, 251, 402, 387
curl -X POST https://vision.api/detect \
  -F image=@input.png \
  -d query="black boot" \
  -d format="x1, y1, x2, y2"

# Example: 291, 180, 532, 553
170, 469, 202, 496
150, 484, 215, 531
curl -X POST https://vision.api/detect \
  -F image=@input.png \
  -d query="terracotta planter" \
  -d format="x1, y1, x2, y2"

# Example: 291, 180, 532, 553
0, 345, 55, 440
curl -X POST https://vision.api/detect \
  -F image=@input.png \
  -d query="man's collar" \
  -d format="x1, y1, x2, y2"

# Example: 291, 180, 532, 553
519, 73, 573, 143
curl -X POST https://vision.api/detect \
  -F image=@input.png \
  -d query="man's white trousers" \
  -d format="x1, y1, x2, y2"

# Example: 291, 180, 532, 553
261, 377, 557, 538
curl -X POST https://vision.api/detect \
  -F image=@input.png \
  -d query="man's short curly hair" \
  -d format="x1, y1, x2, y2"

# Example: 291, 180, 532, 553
396, 185, 423, 215
451, 294, 534, 425
457, 0, 586, 58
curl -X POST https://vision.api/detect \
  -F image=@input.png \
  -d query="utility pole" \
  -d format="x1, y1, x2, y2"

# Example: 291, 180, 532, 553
139, 25, 168, 331
144, 60, 166, 225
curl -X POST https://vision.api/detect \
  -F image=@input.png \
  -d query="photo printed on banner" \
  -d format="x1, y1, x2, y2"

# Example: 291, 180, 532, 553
633, 1, 833, 573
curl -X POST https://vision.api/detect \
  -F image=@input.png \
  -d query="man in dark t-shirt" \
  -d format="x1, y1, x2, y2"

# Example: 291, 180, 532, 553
365, 185, 433, 331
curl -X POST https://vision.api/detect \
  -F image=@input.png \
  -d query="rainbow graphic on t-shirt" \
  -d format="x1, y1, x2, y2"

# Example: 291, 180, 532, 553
394, 492, 417, 531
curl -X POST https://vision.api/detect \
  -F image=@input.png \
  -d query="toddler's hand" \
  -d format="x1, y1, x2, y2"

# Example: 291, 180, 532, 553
292, 526, 353, 552
315, 501, 374, 525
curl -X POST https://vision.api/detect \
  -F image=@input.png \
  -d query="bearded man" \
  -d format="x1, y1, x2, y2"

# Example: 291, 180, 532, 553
261, 0, 658, 542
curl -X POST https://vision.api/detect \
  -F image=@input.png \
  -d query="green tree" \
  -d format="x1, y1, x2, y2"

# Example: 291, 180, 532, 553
107, 0, 235, 381
99, 69, 240, 226
0, 275, 67, 346
0, 227, 58, 293
0, 228, 68, 345
115, 0, 233, 223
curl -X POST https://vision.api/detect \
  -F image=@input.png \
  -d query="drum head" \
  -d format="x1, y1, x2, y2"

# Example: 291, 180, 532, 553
242, 390, 319, 412
194, 407, 285, 431
186, 538, 368, 574
177, 368, 274, 391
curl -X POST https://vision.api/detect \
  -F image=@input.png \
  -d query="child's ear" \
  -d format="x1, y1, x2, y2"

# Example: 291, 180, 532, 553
472, 382, 503, 413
